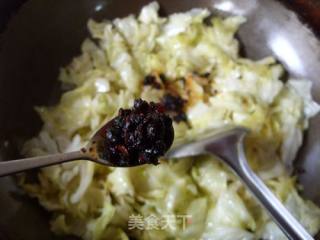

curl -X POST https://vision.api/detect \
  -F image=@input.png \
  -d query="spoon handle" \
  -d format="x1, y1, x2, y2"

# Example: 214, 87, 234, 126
0, 151, 88, 177
235, 143, 313, 240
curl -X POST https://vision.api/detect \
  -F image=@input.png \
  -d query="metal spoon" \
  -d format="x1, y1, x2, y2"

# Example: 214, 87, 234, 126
0, 126, 313, 240
0, 122, 112, 176
166, 126, 313, 240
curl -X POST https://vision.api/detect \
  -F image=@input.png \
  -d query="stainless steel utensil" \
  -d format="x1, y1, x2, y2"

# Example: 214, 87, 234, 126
0, 115, 169, 175
0, 126, 314, 239
167, 127, 313, 240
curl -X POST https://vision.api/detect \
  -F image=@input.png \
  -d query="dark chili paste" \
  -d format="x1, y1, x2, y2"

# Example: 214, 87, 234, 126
161, 93, 188, 123
101, 99, 174, 166
143, 73, 189, 124
143, 73, 166, 89
143, 74, 162, 89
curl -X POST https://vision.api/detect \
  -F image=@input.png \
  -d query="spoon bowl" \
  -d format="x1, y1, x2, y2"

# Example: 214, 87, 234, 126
165, 126, 248, 159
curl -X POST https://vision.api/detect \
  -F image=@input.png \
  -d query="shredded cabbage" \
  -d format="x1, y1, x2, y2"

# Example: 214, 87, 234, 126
20, 2, 320, 240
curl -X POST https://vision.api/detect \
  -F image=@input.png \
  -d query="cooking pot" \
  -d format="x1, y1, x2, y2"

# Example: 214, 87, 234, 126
0, 0, 319, 239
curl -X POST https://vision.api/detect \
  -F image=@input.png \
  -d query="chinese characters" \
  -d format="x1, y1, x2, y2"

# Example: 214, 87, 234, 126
128, 214, 192, 231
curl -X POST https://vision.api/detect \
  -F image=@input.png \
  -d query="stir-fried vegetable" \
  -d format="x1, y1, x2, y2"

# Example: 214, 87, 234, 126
20, 2, 320, 239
